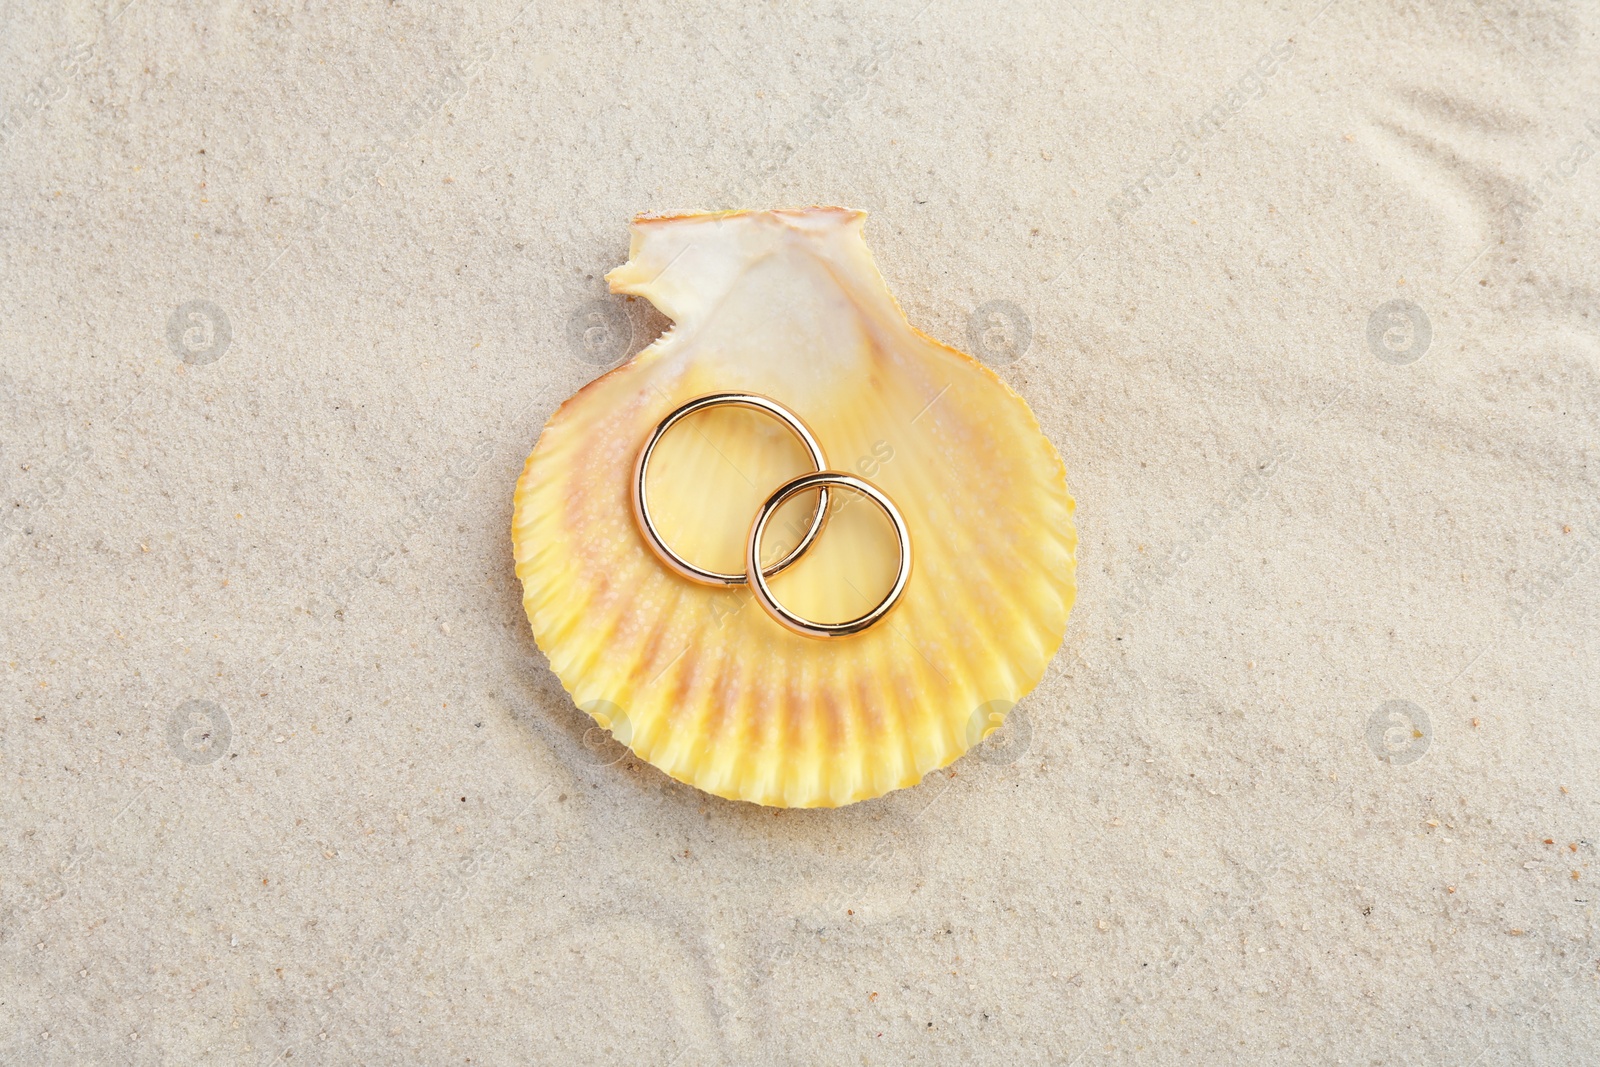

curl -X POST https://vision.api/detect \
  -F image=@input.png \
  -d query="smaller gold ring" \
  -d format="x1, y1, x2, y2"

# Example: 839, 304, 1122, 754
745, 471, 912, 639
633, 392, 830, 587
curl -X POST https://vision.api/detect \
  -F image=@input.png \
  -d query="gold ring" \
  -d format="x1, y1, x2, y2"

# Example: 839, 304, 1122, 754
745, 471, 912, 639
632, 392, 830, 587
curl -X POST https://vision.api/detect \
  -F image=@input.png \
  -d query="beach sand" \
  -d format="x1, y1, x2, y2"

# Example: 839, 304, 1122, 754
1, 0, 1597, 1062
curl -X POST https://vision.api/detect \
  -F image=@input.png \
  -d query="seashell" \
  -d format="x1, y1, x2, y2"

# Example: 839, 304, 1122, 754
513, 207, 1075, 807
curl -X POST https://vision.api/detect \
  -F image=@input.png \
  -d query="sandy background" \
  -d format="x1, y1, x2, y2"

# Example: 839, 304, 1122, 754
2, 0, 1598, 1062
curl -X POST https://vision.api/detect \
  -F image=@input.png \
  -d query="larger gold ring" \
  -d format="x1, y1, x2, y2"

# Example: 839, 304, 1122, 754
745, 471, 912, 639
632, 392, 830, 587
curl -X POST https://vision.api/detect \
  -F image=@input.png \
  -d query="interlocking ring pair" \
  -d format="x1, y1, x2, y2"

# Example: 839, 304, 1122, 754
631, 392, 911, 639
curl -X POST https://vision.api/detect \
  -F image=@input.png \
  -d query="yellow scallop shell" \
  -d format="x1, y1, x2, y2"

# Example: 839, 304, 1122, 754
513, 208, 1075, 807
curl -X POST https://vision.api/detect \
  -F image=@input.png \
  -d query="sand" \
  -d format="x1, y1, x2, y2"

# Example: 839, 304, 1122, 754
1, 0, 1597, 1062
